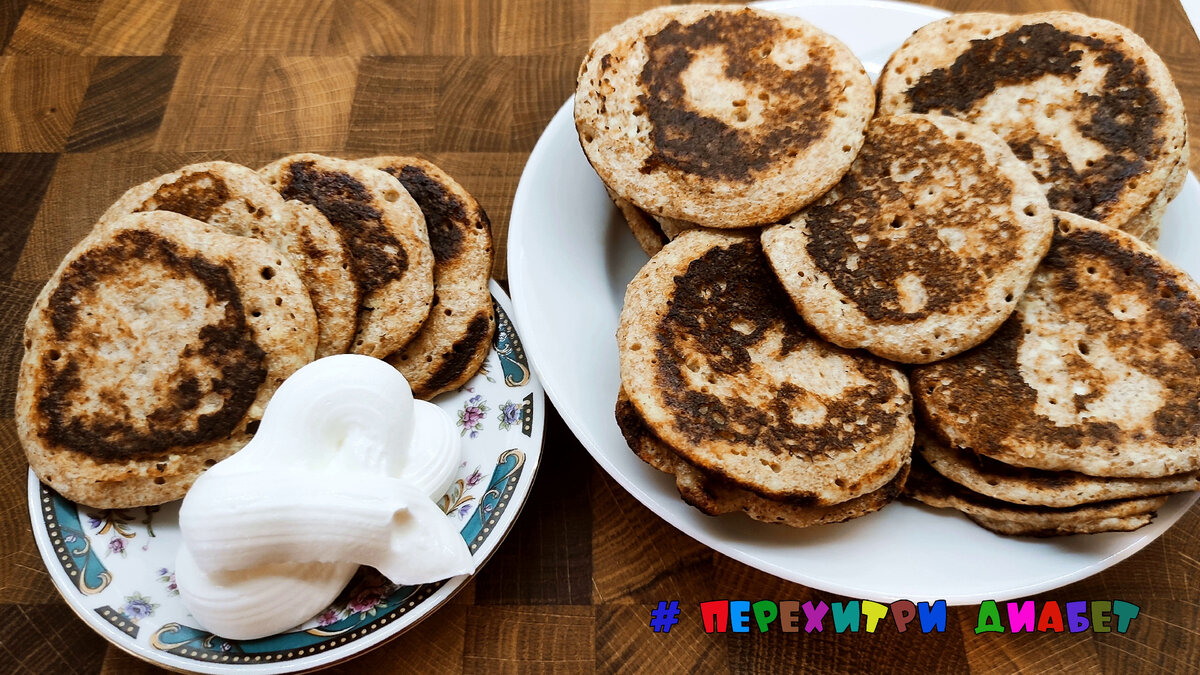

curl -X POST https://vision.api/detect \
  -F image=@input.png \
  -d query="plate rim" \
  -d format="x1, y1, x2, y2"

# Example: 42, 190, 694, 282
507, 0, 1200, 605
26, 280, 546, 674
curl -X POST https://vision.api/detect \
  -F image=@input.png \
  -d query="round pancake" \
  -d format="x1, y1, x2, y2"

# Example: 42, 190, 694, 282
616, 388, 908, 527
913, 212, 1200, 478
259, 153, 434, 359
877, 12, 1188, 233
575, 5, 874, 228
99, 160, 356, 358
905, 455, 1167, 537
360, 156, 495, 400
618, 229, 913, 504
916, 429, 1200, 508
18, 212, 318, 508
762, 114, 1053, 363
607, 187, 668, 257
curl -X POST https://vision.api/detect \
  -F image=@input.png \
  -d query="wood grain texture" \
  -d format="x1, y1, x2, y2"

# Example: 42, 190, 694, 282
0, 56, 94, 151
82, 0, 180, 57
64, 56, 180, 151
3, 0, 101, 55
0, 1, 1199, 673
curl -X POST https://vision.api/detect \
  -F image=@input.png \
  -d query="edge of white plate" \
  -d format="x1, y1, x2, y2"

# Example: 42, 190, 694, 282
508, 0, 1200, 605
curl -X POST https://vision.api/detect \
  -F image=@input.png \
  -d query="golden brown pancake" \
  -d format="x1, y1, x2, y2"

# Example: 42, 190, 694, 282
616, 389, 909, 527
762, 114, 1053, 363
360, 156, 495, 400
914, 212, 1200, 478
99, 161, 356, 358
618, 230, 913, 505
18, 212, 317, 508
259, 154, 434, 359
576, 5, 874, 228
915, 428, 1200, 508
905, 455, 1167, 537
877, 12, 1188, 234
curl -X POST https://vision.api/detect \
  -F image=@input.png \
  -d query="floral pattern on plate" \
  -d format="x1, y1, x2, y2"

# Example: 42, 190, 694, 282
28, 285, 544, 673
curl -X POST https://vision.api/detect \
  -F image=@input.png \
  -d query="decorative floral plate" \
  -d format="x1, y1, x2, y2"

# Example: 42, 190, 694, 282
507, 0, 1200, 604
28, 282, 545, 673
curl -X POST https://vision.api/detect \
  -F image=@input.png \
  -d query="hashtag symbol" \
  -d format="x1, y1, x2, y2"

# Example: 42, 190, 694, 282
649, 601, 680, 633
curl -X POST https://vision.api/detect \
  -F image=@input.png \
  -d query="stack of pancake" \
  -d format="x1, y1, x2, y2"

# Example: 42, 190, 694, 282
19, 155, 495, 509
581, 6, 1200, 534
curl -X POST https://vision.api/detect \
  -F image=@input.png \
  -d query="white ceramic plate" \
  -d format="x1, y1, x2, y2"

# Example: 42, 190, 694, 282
29, 282, 544, 673
508, 0, 1200, 605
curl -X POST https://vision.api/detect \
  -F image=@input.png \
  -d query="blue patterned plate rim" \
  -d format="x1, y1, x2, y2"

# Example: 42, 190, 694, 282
27, 281, 546, 674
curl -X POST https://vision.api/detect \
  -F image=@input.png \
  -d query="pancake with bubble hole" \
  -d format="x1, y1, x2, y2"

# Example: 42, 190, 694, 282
876, 12, 1188, 235
616, 388, 908, 527
259, 153, 434, 359
913, 212, 1200, 479
359, 156, 495, 400
100, 160, 356, 358
617, 229, 913, 504
575, 5, 874, 229
17, 212, 317, 508
762, 113, 1053, 364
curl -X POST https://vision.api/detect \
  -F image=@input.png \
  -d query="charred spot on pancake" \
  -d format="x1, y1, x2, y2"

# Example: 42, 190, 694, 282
421, 312, 492, 395
614, 392, 645, 442
653, 239, 904, 459
804, 117, 1016, 321
914, 225, 1200, 452
138, 171, 233, 222
905, 23, 1164, 221
279, 161, 408, 298
296, 227, 326, 263
38, 229, 267, 462
382, 164, 468, 264
638, 10, 836, 181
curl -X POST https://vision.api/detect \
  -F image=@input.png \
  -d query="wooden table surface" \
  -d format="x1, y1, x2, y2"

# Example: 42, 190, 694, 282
2, 0, 1200, 672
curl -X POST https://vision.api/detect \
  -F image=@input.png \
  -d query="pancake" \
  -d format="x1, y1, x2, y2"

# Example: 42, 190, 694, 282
608, 187, 668, 257
616, 388, 908, 527
17, 212, 318, 508
618, 229, 913, 504
905, 455, 1167, 537
675, 459, 908, 526
654, 214, 695, 240
360, 156, 495, 400
877, 12, 1188, 234
1122, 137, 1190, 246
913, 212, 1200, 478
259, 154, 434, 358
99, 161, 356, 358
576, 5, 874, 228
916, 429, 1200, 508
762, 114, 1053, 363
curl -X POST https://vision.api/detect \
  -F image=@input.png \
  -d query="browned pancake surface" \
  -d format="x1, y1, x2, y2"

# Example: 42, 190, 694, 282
616, 388, 908, 527
576, 5, 873, 228
905, 455, 1166, 537
877, 12, 1187, 231
362, 156, 495, 399
763, 114, 1052, 363
619, 230, 912, 504
18, 212, 317, 508
914, 213, 1200, 478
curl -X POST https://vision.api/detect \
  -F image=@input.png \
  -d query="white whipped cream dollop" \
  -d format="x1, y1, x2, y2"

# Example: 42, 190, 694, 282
175, 354, 472, 640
